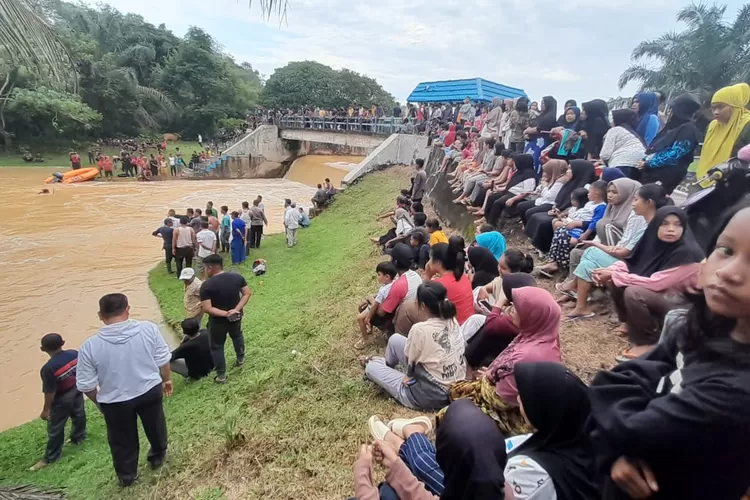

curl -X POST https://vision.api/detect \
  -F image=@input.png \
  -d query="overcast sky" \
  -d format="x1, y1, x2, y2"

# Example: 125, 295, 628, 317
83, 0, 746, 105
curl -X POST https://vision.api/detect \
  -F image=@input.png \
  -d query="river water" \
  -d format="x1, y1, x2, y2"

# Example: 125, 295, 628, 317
0, 157, 358, 430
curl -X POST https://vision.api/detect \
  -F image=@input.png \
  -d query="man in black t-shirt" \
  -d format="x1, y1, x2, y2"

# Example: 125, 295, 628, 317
31, 333, 86, 470
152, 218, 174, 273
170, 318, 213, 380
199, 254, 252, 383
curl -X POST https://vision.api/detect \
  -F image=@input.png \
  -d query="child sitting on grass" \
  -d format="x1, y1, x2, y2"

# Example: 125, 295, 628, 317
426, 218, 449, 246
356, 261, 398, 349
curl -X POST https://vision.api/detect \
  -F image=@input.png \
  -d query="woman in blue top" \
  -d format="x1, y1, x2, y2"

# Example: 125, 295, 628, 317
475, 223, 506, 260
230, 211, 246, 265
633, 92, 661, 146
220, 205, 231, 253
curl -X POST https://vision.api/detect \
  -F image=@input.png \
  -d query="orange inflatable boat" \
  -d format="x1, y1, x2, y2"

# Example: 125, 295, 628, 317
45, 168, 99, 184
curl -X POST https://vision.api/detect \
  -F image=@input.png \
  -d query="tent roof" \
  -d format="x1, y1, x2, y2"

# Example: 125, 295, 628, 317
407, 78, 527, 103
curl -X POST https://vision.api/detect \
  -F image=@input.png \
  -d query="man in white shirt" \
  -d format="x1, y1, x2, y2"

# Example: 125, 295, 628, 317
283, 201, 302, 247
76, 293, 172, 487
196, 220, 217, 278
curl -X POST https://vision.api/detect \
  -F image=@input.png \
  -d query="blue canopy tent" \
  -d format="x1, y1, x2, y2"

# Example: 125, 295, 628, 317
407, 78, 526, 104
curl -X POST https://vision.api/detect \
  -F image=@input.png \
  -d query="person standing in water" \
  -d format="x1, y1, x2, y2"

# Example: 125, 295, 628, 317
31, 333, 86, 471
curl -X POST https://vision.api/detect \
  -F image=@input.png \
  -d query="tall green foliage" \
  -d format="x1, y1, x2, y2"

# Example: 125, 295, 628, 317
0, 0, 263, 145
260, 61, 396, 110
619, 3, 750, 97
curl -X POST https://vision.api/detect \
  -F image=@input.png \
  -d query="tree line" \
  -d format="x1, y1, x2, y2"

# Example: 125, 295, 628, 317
0, 0, 394, 149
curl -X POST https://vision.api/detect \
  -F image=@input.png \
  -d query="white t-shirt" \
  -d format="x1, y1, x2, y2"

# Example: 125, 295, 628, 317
168, 156, 175, 166
375, 282, 393, 304
196, 229, 217, 258
509, 177, 537, 196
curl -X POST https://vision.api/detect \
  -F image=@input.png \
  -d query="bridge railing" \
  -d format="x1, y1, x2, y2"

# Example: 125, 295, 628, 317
277, 116, 417, 135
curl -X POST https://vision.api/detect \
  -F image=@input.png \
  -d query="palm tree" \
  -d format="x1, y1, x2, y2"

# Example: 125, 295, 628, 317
619, 3, 750, 97
0, 0, 287, 78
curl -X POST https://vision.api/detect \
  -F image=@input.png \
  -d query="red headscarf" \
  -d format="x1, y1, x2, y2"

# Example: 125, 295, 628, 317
444, 124, 457, 147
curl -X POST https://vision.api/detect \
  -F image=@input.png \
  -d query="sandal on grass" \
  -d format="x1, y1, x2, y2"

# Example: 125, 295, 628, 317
387, 416, 433, 438
615, 347, 638, 363
565, 312, 595, 321
368, 416, 390, 441
354, 337, 371, 350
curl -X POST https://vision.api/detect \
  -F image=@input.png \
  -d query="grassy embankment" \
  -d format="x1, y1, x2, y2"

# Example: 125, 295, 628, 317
0, 167, 416, 499
0, 141, 203, 168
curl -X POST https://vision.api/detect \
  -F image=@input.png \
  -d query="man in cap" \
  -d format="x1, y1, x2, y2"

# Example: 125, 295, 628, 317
179, 268, 203, 323
31, 333, 86, 471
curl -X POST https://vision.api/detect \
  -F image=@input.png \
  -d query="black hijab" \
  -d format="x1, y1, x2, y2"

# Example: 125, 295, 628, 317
511, 362, 599, 500
468, 246, 499, 288
624, 206, 704, 277
581, 99, 610, 156
507, 153, 537, 189
647, 93, 700, 153
537, 96, 558, 133
436, 399, 507, 499
554, 160, 596, 211
501, 272, 537, 302
611, 108, 645, 146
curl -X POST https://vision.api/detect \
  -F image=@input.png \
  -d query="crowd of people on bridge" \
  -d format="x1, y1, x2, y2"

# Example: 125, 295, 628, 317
349, 84, 750, 500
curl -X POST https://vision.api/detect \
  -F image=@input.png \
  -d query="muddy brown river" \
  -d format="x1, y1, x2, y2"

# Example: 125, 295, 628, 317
1, 156, 360, 430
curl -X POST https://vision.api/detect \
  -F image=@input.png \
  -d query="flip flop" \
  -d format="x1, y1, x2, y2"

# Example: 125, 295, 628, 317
615, 348, 638, 363
387, 416, 433, 439
368, 416, 390, 441
555, 283, 577, 299
565, 312, 595, 321
538, 268, 555, 279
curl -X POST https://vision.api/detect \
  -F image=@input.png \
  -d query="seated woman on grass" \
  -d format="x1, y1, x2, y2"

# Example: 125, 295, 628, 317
587, 200, 750, 499
424, 237, 475, 325
504, 362, 599, 500
467, 246, 498, 289
556, 183, 668, 315
592, 206, 703, 361
474, 223, 506, 260
470, 153, 536, 221
467, 148, 514, 210
443, 287, 561, 436
363, 281, 466, 410
463, 273, 537, 371
513, 159, 568, 224
354, 399, 507, 500
476, 248, 534, 308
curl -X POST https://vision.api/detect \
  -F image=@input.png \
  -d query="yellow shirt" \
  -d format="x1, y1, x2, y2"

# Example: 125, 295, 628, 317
429, 230, 449, 246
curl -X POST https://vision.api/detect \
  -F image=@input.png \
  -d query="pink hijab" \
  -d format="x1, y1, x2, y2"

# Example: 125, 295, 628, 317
444, 124, 457, 147
488, 287, 561, 404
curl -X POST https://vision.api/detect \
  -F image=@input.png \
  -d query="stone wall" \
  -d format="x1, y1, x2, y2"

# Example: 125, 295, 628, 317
424, 146, 477, 235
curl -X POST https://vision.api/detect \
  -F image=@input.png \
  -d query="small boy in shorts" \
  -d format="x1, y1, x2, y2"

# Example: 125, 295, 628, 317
355, 261, 397, 349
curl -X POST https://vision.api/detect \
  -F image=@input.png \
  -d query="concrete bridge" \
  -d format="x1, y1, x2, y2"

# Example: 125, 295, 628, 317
217, 124, 428, 184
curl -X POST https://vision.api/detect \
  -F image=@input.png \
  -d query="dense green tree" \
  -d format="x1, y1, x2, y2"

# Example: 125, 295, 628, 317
619, 3, 750, 97
261, 61, 396, 110
5, 87, 102, 138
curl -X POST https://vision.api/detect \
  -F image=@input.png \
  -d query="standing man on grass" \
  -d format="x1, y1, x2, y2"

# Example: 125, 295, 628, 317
411, 158, 427, 204
31, 333, 86, 471
248, 198, 268, 249
76, 294, 172, 487
284, 201, 301, 248
200, 254, 252, 384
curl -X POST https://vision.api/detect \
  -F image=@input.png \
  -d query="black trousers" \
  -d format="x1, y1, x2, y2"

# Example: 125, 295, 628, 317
174, 247, 193, 276
45, 390, 86, 463
100, 384, 167, 484
249, 225, 263, 249
208, 319, 245, 377
163, 248, 173, 272
465, 325, 516, 368
170, 165, 177, 176
487, 193, 515, 227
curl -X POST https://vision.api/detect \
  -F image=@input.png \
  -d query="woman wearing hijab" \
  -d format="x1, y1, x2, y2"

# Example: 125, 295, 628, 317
464, 273, 537, 369
588, 202, 750, 500
593, 206, 704, 360
696, 82, 750, 186
474, 223, 507, 261
557, 99, 578, 126
579, 99, 610, 159
600, 109, 647, 179
501, 98, 515, 146
445, 287, 561, 436
633, 91, 661, 145
525, 160, 596, 253
483, 154, 537, 227
505, 362, 599, 500
508, 98, 531, 153
560, 105, 581, 129
514, 159, 568, 224
443, 123, 457, 148
637, 93, 701, 194
482, 97, 505, 138
600, 167, 625, 182
524, 96, 558, 172
354, 398, 507, 500
467, 246, 499, 288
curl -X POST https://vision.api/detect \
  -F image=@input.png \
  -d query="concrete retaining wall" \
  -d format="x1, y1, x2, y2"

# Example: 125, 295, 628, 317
280, 129, 385, 149
343, 134, 430, 185
424, 146, 477, 235
223, 125, 297, 162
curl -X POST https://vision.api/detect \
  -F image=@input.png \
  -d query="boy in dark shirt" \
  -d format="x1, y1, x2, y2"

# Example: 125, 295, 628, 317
152, 218, 174, 273
170, 318, 214, 380
32, 333, 86, 470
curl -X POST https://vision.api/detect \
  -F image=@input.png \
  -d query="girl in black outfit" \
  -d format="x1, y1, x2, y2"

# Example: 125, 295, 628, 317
579, 99, 610, 159
587, 200, 750, 500
638, 93, 701, 194
484, 154, 537, 227
525, 160, 596, 253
